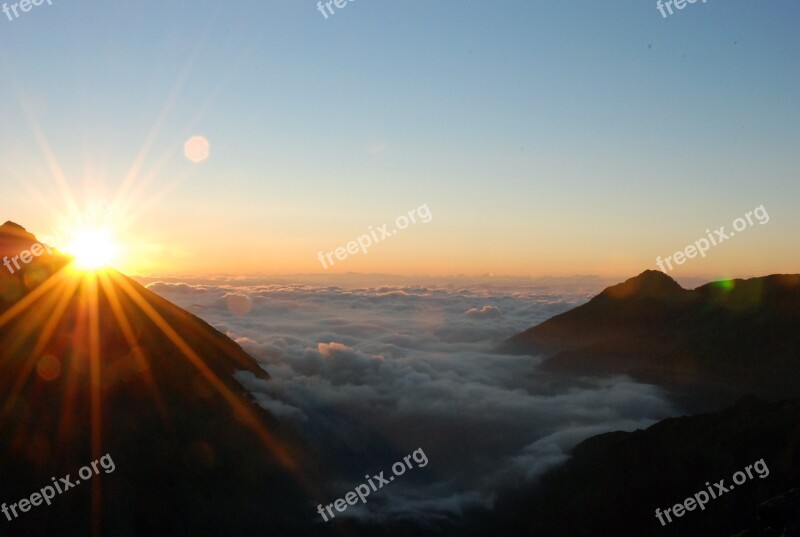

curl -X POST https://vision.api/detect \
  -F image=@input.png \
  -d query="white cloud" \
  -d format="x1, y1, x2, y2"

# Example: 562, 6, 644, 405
144, 276, 675, 523
465, 305, 501, 319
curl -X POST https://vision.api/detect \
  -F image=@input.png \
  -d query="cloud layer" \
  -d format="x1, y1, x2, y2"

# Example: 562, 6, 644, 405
144, 276, 676, 524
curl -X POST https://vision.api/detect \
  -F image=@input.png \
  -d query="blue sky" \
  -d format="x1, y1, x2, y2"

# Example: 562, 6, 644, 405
1, 0, 798, 277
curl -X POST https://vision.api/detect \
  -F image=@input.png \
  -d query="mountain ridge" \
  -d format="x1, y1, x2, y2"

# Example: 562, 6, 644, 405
505, 270, 800, 400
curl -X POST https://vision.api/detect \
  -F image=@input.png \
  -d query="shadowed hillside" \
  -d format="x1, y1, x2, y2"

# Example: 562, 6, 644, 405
472, 396, 800, 536
0, 222, 315, 536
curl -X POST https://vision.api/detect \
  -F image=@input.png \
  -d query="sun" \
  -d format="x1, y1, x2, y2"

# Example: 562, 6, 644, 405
62, 227, 120, 270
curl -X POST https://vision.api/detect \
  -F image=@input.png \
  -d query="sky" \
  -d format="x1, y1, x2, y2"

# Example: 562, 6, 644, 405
0, 0, 798, 280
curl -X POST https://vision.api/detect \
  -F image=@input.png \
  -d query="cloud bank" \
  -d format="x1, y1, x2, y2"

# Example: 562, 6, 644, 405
144, 277, 676, 524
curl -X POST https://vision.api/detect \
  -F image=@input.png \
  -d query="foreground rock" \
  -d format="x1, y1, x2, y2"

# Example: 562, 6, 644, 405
471, 396, 800, 536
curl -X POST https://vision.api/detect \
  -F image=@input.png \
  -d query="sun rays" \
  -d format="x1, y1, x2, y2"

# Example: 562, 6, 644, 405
0, 41, 331, 529
0, 263, 302, 464
0, 261, 323, 535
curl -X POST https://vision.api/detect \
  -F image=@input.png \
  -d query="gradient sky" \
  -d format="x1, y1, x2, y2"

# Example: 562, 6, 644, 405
0, 0, 798, 279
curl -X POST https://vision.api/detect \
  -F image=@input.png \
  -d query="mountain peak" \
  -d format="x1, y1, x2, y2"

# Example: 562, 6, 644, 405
600, 269, 685, 300
1, 220, 27, 232
0, 220, 36, 243
507, 271, 800, 399
0, 220, 68, 298
503, 270, 691, 356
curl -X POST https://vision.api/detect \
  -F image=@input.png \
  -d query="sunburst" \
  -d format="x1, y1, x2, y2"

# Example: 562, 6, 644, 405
0, 51, 325, 533
62, 227, 120, 270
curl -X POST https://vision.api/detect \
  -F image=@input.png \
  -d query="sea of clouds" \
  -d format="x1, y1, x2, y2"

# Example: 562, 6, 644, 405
142, 274, 676, 525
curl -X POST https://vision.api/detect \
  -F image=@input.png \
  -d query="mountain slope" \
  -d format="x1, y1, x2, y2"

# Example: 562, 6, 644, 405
0, 223, 314, 536
473, 396, 800, 536
505, 270, 800, 399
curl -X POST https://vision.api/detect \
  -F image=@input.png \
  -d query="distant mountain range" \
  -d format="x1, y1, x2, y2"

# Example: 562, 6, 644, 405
0, 222, 313, 536
505, 269, 800, 401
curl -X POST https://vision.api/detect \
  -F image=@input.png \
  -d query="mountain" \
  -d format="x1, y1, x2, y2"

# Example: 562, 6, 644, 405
471, 395, 800, 536
0, 221, 69, 304
466, 271, 800, 536
0, 223, 314, 536
505, 270, 800, 400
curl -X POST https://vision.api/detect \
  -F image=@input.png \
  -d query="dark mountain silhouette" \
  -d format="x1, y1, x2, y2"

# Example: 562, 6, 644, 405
472, 270, 800, 536
0, 222, 316, 536
505, 270, 800, 400
470, 395, 800, 536
0, 221, 67, 304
